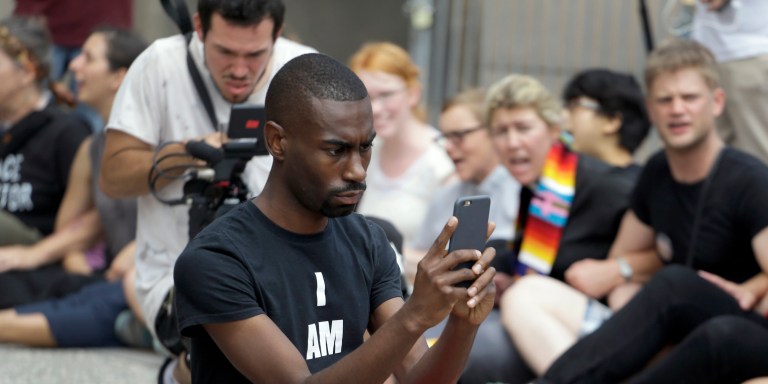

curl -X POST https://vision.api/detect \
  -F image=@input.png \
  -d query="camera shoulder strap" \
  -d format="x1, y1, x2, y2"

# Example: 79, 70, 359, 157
160, 0, 219, 131
185, 33, 219, 130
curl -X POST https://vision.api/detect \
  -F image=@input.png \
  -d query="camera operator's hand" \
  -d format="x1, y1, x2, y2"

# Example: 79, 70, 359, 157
183, 133, 226, 163
193, 132, 226, 149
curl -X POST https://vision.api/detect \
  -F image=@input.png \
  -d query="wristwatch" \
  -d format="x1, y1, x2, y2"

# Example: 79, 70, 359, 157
617, 256, 633, 282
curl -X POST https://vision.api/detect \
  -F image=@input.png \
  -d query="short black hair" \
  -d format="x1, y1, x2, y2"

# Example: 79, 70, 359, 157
266, 53, 369, 126
563, 69, 651, 154
93, 27, 147, 72
198, 0, 284, 39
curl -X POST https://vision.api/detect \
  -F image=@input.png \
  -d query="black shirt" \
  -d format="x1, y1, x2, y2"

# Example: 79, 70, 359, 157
632, 148, 768, 283
0, 104, 90, 235
501, 154, 640, 281
175, 201, 403, 383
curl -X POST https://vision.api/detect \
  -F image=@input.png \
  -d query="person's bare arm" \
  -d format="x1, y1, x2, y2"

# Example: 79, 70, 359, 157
751, 227, 768, 282
0, 138, 103, 271
0, 209, 100, 272
104, 240, 137, 281
99, 130, 185, 198
100, 130, 224, 198
55, 137, 95, 229
204, 218, 496, 383
393, 258, 496, 382
565, 211, 662, 299
693, 228, 768, 313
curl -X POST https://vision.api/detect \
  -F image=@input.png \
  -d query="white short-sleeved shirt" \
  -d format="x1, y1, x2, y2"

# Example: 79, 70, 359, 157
357, 138, 455, 249
692, 0, 768, 62
107, 33, 315, 331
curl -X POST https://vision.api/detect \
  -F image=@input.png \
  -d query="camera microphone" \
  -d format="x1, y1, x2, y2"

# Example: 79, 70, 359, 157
185, 140, 224, 165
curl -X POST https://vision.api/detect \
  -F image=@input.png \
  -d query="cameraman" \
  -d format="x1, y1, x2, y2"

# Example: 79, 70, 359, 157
100, 0, 314, 380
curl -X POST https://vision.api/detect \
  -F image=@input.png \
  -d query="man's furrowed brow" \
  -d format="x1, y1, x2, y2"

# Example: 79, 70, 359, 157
324, 139, 351, 148
323, 132, 375, 147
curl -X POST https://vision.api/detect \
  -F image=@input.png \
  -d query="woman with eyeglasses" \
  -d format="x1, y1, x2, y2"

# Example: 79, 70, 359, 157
406, 88, 520, 288
349, 42, 455, 256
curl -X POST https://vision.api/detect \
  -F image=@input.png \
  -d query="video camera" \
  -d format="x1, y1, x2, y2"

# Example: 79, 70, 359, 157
182, 140, 259, 238
148, 104, 268, 238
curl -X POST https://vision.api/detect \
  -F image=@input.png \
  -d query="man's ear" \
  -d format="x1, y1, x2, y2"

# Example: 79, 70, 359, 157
712, 87, 726, 118
193, 13, 204, 41
265, 120, 286, 160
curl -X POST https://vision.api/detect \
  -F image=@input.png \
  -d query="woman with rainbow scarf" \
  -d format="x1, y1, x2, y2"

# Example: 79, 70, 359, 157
485, 74, 639, 295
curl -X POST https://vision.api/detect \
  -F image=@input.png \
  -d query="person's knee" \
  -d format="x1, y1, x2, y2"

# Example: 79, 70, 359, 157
698, 315, 749, 347
650, 265, 699, 293
501, 275, 548, 313
500, 275, 554, 329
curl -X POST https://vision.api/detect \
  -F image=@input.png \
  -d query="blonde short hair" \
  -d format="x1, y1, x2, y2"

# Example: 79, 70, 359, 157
442, 88, 486, 123
484, 74, 563, 128
645, 38, 720, 91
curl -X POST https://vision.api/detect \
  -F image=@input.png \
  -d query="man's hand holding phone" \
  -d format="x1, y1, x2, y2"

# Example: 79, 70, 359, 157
404, 215, 497, 331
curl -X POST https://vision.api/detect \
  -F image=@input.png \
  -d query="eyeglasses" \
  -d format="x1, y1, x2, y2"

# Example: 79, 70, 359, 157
369, 88, 406, 105
566, 97, 601, 112
435, 125, 485, 146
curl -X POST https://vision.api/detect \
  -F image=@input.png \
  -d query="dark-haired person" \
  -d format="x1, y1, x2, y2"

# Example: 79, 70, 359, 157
0, 27, 149, 349
562, 69, 650, 169
99, 0, 315, 378
499, 68, 652, 375
174, 52, 497, 384
0, 16, 92, 304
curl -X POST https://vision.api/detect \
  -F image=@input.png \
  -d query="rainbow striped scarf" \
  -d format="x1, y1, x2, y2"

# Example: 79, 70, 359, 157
515, 141, 577, 275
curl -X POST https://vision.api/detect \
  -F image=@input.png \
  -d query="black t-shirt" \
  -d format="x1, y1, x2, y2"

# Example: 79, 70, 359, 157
503, 155, 640, 280
632, 148, 768, 283
175, 201, 403, 383
552, 156, 640, 280
0, 104, 90, 235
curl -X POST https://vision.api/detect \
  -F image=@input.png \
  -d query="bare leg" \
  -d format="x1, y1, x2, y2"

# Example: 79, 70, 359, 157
0, 309, 56, 347
500, 275, 588, 375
